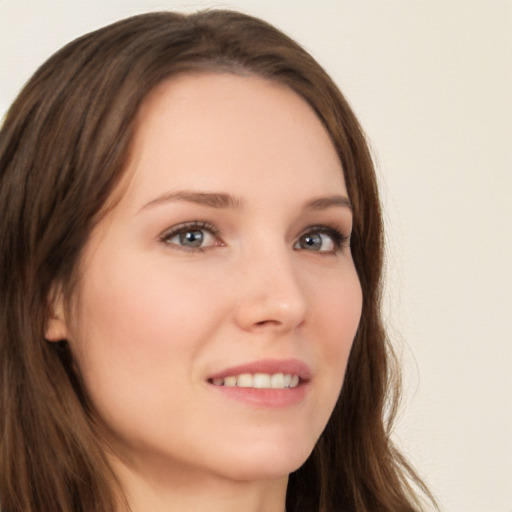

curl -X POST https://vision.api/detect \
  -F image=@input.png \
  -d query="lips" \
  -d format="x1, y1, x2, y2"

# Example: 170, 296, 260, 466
207, 358, 311, 407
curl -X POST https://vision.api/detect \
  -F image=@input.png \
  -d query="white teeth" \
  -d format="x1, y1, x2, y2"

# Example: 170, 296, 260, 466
237, 373, 253, 387
270, 373, 285, 388
253, 373, 271, 388
224, 375, 237, 387
211, 373, 301, 389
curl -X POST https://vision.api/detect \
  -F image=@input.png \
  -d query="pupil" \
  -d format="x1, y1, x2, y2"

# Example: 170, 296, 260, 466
303, 234, 321, 250
180, 230, 203, 247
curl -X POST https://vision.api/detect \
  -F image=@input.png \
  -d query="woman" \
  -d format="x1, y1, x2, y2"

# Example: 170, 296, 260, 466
0, 10, 436, 512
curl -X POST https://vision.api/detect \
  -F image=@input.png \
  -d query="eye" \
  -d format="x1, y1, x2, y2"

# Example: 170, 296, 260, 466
160, 222, 222, 251
294, 226, 349, 253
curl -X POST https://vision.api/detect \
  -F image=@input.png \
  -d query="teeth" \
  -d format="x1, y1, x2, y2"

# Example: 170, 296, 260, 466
270, 373, 285, 388
210, 373, 300, 389
237, 373, 253, 387
253, 373, 270, 388
224, 376, 237, 387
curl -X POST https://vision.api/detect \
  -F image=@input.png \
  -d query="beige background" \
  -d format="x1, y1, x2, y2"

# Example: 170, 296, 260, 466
1, 1, 511, 510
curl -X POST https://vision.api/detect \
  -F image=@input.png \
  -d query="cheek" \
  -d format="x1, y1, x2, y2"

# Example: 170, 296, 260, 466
67, 257, 228, 418
313, 265, 362, 352
76, 254, 224, 347
309, 266, 362, 406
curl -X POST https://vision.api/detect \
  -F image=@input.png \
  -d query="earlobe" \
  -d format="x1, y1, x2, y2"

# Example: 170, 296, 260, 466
45, 287, 69, 342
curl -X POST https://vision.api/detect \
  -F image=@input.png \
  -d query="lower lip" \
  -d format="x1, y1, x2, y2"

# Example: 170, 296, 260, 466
209, 382, 308, 408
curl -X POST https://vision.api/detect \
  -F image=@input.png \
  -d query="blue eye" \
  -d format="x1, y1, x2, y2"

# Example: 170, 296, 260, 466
175, 229, 206, 247
161, 222, 220, 251
294, 227, 348, 253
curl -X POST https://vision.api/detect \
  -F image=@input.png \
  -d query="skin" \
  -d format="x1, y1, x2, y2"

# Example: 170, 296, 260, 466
47, 72, 362, 512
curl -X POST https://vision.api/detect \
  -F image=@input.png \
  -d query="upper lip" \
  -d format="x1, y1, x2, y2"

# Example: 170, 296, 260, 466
208, 358, 312, 382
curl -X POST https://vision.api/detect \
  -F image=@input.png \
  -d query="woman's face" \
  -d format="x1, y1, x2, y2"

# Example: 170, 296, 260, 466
52, 73, 362, 484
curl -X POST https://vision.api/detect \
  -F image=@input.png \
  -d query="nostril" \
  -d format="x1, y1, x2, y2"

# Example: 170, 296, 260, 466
255, 319, 281, 327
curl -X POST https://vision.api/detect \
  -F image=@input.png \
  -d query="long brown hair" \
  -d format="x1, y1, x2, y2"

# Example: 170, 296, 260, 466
0, 10, 436, 512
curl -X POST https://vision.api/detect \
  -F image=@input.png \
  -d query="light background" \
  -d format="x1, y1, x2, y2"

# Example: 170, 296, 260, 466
1, 1, 511, 511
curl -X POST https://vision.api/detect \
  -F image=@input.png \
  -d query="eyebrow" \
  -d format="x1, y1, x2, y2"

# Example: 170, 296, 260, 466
304, 195, 353, 211
140, 191, 244, 211
139, 190, 352, 212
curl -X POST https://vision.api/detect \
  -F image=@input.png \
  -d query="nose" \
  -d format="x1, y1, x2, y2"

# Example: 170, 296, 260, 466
233, 244, 307, 333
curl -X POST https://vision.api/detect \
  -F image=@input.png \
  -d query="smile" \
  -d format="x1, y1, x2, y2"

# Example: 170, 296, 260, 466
207, 359, 310, 407
210, 373, 300, 389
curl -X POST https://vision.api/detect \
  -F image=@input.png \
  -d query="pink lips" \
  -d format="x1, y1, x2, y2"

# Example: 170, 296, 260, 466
207, 358, 311, 408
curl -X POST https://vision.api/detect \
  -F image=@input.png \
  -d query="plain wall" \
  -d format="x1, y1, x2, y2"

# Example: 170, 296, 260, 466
1, 1, 511, 510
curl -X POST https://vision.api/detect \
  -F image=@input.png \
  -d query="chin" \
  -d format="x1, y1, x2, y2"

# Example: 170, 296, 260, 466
211, 437, 315, 482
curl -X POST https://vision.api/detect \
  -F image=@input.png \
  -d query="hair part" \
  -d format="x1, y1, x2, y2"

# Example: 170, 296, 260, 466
0, 10, 437, 512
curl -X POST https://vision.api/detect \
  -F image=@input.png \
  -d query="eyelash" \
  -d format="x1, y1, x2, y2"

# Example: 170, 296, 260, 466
295, 225, 351, 254
159, 221, 351, 254
159, 221, 221, 252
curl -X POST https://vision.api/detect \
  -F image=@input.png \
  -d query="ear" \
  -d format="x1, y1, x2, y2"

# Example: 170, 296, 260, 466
45, 286, 69, 342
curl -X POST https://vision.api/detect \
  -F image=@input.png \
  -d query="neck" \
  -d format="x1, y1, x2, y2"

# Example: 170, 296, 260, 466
110, 452, 288, 512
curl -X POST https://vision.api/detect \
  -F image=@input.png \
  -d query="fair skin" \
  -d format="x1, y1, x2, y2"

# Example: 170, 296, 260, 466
47, 72, 362, 512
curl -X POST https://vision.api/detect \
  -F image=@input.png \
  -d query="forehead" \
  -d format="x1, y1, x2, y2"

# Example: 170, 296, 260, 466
118, 71, 346, 209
